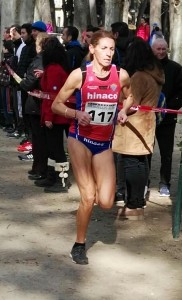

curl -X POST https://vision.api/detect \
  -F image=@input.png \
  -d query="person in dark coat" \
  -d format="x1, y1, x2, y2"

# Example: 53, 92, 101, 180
19, 32, 49, 179
62, 26, 84, 70
152, 38, 182, 196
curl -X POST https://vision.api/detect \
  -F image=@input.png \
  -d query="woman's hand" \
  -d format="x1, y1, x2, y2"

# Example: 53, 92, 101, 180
117, 109, 128, 124
76, 110, 92, 126
45, 121, 53, 128
34, 69, 44, 78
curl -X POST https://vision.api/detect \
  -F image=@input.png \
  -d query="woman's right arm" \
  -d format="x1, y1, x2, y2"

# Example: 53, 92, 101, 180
52, 68, 92, 126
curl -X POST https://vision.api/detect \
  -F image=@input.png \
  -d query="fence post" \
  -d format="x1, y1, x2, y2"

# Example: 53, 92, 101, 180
172, 151, 182, 239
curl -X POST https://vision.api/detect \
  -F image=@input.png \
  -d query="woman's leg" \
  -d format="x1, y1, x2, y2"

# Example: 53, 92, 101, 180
68, 137, 96, 243
123, 155, 147, 209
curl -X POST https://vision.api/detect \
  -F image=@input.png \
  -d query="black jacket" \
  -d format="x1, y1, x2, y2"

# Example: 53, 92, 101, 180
112, 36, 130, 67
65, 41, 85, 70
160, 56, 182, 124
16, 37, 36, 78
20, 53, 43, 115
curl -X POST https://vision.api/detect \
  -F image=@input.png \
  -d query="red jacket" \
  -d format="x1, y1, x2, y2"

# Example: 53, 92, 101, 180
136, 24, 150, 41
40, 64, 71, 125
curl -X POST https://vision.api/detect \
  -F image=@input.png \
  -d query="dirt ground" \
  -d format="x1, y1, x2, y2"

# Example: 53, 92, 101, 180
0, 120, 182, 300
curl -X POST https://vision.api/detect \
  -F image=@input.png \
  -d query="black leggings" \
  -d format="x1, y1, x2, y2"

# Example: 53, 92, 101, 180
44, 124, 69, 163
122, 154, 149, 209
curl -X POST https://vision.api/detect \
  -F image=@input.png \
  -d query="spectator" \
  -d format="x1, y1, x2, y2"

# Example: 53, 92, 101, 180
111, 21, 130, 67
136, 17, 150, 42
62, 26, 84, 70
34, 36, 71, 193
112, 37, 165, 219
151, 38, 182, 196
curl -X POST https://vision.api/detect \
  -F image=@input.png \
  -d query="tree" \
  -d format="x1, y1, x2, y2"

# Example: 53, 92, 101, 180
89, 0, 98, 26
74, 0, 90, 33
104, 0, 122, 30
170, 0, 182, 64
150, 0, 162, 29
34, 0, 52, 23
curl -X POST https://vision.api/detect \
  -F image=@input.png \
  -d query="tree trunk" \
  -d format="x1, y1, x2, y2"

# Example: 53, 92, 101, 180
74, 0, 90, 34
150, 0, 162, 30
34, 0, 52, 23
104, 0, 121, 30
170, 0, 182, 64
89, 0, 98, 26
122, 0, 129, 23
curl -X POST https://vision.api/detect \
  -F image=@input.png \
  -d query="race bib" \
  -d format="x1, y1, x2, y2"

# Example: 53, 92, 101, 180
85, 102, 117, 125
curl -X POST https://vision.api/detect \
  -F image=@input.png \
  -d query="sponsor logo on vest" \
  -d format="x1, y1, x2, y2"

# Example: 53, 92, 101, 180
87, 92, 117, 100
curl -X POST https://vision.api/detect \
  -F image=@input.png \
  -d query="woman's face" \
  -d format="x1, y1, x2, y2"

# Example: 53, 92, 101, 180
89, 37, 115, 67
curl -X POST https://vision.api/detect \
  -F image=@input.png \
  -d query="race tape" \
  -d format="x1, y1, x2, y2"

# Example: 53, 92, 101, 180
5, 63, 182, 114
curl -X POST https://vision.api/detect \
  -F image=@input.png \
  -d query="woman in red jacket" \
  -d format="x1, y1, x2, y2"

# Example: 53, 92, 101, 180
35, 36, 71, 193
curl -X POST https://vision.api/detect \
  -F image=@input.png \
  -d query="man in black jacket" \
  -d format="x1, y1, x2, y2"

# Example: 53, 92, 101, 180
152, 38, 182, 196
62, 26, 84, 70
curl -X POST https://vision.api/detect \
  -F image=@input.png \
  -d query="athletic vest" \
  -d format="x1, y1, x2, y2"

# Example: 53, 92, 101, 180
69, 64, 121, 141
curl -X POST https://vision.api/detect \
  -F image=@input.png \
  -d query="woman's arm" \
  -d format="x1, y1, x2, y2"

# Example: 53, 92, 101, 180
52, 68, 92, 126
117, 68, 134, 123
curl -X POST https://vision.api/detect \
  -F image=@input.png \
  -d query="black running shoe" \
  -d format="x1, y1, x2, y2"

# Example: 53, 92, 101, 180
70, 245, 88, 265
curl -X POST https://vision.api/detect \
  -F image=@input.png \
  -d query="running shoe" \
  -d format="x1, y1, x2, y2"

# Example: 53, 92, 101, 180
18, 151, 33, 161
70, 245, 88, 265
17, 142, 32, 152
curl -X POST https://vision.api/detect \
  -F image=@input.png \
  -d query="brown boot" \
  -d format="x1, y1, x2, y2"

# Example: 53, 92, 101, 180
118, 206, 144, 220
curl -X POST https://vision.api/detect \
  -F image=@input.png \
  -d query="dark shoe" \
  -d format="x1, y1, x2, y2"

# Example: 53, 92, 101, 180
34, 177, 55, 187
70, 245, 88, 265
114, 192, 125, 206
6, 127, 15, 134
18, 151, 33, 161
28, 174, 46, 180
28, 169, 36, 175
44, 183, 68, 193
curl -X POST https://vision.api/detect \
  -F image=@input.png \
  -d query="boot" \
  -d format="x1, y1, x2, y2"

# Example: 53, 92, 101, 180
44, 162, 70, 193
35, 159, 56, 187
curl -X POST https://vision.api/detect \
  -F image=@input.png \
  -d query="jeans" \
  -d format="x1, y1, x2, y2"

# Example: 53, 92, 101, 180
122, 155, 149, 209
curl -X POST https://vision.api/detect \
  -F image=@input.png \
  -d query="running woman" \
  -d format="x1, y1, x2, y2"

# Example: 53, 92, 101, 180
52, 30, 133, 264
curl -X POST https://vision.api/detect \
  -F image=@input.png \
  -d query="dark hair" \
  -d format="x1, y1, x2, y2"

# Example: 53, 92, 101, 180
155, 26, 160, 31
90, 30, 115, 47
3, 40, 14, 54
4, 27, 10, 34
86, 25, 100, 33
111, 22, 129, 37
21, 23, 32, 35
66, 26, 79, 41
124, 37, 162, 76
42, 36, 70, 73
10, 24, 21, 34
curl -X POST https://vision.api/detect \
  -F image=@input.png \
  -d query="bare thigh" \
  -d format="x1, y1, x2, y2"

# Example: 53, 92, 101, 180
92, 149, 116, 208
68, 137, 96, 203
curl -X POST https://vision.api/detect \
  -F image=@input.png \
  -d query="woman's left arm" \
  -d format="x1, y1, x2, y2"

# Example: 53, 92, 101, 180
117, 68, 134, 123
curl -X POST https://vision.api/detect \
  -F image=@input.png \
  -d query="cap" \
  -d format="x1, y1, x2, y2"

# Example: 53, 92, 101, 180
32, 21, 47, 32
153, 22, 158, 27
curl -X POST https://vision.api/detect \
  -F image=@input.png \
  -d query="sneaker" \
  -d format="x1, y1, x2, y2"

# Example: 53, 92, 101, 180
18, 151, 33, 161
159, 186, 170, 197
17, 143, 32, 152
7, 131, 21, 138
70, 245, 88, 265
114, 192, 125, 206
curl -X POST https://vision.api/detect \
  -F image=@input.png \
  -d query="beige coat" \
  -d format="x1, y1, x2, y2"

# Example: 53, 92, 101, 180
112, 68, 165, 155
